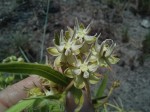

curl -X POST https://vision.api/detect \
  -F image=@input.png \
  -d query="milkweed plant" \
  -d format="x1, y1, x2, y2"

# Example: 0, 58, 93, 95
47, 19, 119, 89
0, 19, 121, 112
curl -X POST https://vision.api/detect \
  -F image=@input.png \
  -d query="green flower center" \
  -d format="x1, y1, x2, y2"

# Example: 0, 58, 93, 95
80, 63, 88, 72
65, 42, 71, 49
78, 29, 86, 38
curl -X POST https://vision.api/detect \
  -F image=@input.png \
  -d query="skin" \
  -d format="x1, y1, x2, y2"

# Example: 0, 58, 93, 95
0, 75, 94, 112
0, 75, 41, 112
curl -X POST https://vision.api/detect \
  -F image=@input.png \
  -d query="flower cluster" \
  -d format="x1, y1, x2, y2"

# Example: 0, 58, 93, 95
47, 19, 119, 89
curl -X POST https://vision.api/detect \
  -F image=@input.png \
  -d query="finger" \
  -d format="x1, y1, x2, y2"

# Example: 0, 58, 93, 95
0, 75, 41, 112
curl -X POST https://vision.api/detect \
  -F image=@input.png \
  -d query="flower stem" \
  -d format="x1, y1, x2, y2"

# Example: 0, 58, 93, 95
64, 80, 74, 92
106, 103, 122, 111
84, 79, 91, 102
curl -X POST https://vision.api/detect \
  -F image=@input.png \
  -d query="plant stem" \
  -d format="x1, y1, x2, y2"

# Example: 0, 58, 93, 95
64, 80, 74, 92
19, 47, 30, 63
106, 103, 122, 111
107, 86, 114, 98
104, 104, 108, 112
84, 79, 91, 103
40, 0, 50, 63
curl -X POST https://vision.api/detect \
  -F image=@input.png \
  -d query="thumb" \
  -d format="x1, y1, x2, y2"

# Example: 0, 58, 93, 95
0, 75, 41, 112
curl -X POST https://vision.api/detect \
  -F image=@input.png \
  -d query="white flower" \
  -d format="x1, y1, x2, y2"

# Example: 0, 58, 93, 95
73, 58, 98, 78
64, 51, 99, 89
47, 29, 83, 66
91, 37, 119, 67
67, 18, 97, 44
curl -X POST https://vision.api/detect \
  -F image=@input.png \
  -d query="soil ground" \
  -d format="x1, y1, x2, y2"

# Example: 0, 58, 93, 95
0, 0, 150, 111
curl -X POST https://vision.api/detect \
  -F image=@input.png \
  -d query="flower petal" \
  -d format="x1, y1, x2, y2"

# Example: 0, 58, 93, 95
55, 44, 65, 52
64, 68, 74, 78
88, 64, 98, 72
84, 35, 96, 44
89, 55, 97, 63
99, 41, 106, 56
47, 47, 60, 56
67, 26, 74, 38
81, 42, 89, 52
71, 44, 82, 51
105, 43, 116, 57
75, 18, 80, 30
95, 35, 101, 52
74, 75, 85, 89
60, 30, 65, 43
54, 55, 61, 67
75, 58, 82, 67
73, 49, 80, 55
80, 23, 85, 29
108, 56, 120, 64
65, 31, 71, 41
54, 32, 60, 45
89, 74, 100, 84
85, 21, 92, 33
65, 48, 71, 56
73, 68, 81, 75
66, 55, 76, 65
83, 71, 89, 78
98, 58, 108, 67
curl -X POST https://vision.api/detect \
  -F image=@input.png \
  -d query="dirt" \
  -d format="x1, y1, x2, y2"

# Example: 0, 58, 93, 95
0, 0, 150, 111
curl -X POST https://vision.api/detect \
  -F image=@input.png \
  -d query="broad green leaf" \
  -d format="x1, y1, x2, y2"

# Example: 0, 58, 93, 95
0, 62, 69, 86
96, 74, 108, 98
6, 99, 36, 112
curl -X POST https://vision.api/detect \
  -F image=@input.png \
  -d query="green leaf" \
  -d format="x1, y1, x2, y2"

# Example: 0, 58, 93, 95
96, 74, 108, 98
28, 94, 64, 111
6, 95, 63, 112
0, 62, 69, 86
36, 99, 65, 111
6, 99, 36, 112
